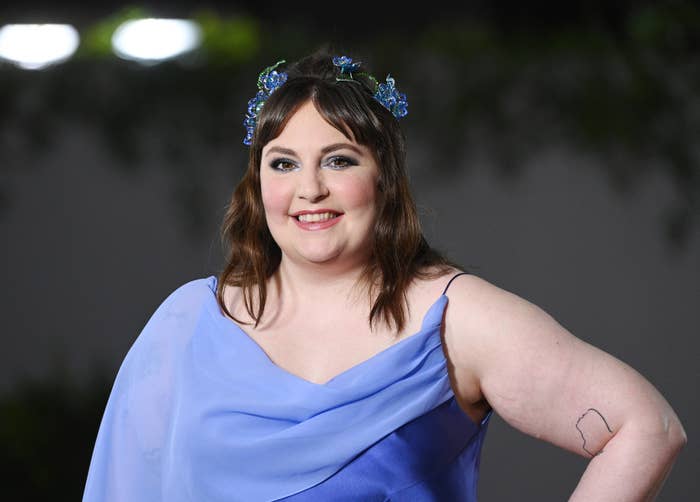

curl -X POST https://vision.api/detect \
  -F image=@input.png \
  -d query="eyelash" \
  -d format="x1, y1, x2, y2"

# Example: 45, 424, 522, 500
269, 158, 298, 172
325, 156, 357, 170
268, 156, 358, 172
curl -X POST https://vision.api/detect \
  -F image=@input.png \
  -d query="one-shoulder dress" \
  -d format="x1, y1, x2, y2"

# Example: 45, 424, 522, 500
83, 273, 492, 501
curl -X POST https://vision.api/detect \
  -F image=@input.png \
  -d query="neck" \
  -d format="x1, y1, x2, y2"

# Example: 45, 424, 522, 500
274, 255, 371, 305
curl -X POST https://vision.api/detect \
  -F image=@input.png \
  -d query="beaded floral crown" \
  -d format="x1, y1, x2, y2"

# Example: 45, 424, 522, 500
242, 55, 408, 146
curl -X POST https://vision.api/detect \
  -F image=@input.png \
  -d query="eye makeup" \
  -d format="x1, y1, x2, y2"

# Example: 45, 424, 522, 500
322, 155, 358, 170
268, 155, 359, 172
269, 158, 300, 172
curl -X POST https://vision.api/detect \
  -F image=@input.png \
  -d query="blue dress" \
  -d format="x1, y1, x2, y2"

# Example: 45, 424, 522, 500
83, 274, 492, 501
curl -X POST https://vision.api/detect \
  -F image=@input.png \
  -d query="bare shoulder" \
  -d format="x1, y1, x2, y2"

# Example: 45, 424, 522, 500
441, 271, 554, 367
410, 265, 462, 292
439, 271, 556, 403
419, 270, 506, 415
405, 266, 465, 316
443, 270, 534, 312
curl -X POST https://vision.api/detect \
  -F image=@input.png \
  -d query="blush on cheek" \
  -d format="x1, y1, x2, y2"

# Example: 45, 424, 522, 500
261, 182, 293, 224
331, 176, 377, 211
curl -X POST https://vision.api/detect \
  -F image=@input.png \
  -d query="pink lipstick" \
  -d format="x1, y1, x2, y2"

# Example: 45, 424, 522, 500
291, 209, 343, 231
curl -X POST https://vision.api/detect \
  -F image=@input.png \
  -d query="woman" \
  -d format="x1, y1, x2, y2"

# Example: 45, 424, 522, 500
83, 51, 686, 501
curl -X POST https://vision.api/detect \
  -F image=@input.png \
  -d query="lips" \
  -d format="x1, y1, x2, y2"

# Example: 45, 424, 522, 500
291, 209, 343, 220
291, 209, 343, 230
295, 211, 339, 223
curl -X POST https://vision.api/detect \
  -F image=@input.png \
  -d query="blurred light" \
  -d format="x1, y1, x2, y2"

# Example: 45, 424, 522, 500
111, 18, 201, 63
0, 24, 80, 70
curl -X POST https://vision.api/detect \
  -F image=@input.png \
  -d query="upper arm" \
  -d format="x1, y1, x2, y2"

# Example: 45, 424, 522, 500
442, 274, 684, 458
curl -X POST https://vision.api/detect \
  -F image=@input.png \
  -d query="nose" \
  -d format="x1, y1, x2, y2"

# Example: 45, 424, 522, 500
296, 167, 329, 203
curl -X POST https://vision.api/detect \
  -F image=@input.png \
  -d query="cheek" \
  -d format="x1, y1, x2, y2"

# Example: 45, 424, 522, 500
335, 175, 378, 213
260, 178, 293, 222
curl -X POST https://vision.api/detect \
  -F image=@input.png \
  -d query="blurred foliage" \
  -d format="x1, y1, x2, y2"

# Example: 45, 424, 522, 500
77, 6, 262, 61
195, 10, 261, 63
0, 372, 111, 500
0, 2, 698, 247
78, 6, 150, 57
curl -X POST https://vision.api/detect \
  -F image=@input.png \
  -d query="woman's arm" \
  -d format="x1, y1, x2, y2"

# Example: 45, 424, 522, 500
442, 274, 687, 501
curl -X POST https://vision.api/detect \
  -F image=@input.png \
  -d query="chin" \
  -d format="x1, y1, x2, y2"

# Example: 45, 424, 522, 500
296, 250, 343, 265
282, 240, 372, 268
284, 242, 351, 265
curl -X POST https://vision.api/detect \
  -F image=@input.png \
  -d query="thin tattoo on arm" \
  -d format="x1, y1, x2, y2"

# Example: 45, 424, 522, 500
575, 408, 613, 457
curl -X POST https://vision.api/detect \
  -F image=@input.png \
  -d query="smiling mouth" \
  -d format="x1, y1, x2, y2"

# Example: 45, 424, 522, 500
295, 212, 341, 223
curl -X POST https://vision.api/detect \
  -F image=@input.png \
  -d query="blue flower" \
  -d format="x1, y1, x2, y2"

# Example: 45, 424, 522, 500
242, 60, 287, 145
261, 70, 287, 94
243, 57, 409, 146
332, 55, 361, 74
374, 75, 408, 118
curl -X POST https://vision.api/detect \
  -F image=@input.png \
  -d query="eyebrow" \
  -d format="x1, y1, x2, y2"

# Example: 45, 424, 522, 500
264, 143, 364, 158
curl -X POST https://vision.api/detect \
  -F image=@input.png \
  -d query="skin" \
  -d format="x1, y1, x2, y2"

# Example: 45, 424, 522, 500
260, 100, 379, 275
441, 275, 687, 500
229, 99, 687, 499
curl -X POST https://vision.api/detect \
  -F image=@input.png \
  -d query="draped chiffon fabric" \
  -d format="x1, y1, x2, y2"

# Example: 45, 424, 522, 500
83, 275, 491, 501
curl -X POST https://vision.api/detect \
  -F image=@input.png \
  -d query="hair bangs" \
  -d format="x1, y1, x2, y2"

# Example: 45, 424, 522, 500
254, 77, 385, 156
312, 82, 384, 151
254, 79, 314, 151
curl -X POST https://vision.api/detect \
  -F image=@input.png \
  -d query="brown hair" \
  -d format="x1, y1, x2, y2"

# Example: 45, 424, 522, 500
216, 49, 458, 333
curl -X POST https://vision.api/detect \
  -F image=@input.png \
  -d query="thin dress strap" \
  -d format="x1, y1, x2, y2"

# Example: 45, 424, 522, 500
442, 272, 470, 295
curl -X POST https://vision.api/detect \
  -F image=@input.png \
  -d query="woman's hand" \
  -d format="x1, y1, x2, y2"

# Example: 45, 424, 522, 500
443, 274, 687, 501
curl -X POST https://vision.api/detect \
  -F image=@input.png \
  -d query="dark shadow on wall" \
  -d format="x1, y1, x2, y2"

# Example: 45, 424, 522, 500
0, 371, 111, 500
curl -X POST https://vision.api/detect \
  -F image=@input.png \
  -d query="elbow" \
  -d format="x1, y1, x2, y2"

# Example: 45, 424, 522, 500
662, 403, 688, 453
627, 408, 687, 458
654, 413, 687, 459
668, 419, 687, 453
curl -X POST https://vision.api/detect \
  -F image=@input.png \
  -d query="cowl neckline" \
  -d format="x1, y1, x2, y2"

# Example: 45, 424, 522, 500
169, 276, 458, 500
204, 275, 449, 389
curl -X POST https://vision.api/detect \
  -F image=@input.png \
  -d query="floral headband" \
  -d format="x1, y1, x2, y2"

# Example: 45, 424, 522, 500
242, 56, 408, 146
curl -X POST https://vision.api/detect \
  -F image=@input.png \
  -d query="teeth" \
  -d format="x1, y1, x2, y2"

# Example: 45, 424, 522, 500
297, 212, 338, 223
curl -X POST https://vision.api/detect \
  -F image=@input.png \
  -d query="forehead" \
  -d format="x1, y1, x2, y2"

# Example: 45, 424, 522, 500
263, 100, 360, 152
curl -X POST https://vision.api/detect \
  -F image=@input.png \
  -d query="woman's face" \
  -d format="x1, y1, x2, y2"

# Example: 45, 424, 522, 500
260, 100, 379, 269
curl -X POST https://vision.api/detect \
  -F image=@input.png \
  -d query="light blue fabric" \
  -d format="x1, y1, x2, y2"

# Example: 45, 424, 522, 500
83, 276, 462, 501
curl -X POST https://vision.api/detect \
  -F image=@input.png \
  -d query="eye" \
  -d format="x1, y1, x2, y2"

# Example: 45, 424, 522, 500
269, 158, 299, 172
324, 156, 357, 170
